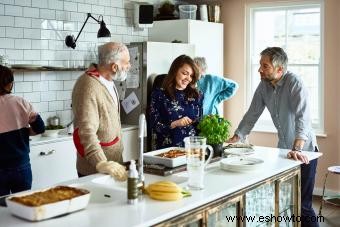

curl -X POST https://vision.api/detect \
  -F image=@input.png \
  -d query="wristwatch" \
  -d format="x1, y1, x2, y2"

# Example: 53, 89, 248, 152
292, 146, 302, 152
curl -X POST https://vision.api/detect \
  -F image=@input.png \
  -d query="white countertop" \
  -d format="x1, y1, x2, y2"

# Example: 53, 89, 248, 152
30, 124, 138, 146
0, 147, 322, 227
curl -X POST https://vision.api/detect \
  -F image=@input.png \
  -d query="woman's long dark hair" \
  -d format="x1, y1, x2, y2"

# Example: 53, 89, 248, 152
162, 55, 200, 100
0, 65, 14, 95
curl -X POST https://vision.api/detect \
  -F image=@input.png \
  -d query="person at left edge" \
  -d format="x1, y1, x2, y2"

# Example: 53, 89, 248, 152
72, 42, 131, 181
0, 65, 45, 196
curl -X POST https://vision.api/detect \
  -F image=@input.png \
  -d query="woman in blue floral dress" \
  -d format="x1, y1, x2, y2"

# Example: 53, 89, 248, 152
149, 55, 203, 149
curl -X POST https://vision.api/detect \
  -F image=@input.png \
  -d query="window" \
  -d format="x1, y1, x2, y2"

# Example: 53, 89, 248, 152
246, 1, 324, 134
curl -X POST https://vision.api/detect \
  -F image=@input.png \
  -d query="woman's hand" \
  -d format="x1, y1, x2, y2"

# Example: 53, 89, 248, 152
170, 116, 193, 129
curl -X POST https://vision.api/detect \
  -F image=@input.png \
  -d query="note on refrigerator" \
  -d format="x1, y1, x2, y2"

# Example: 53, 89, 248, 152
121, 92, 140, 114
127, 46, 139, 88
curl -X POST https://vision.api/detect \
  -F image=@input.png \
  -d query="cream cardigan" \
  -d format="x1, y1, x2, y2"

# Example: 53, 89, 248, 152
72, 69, 123, 175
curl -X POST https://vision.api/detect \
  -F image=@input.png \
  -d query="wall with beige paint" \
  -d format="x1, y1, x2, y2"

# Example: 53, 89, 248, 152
221, 0, 340, 193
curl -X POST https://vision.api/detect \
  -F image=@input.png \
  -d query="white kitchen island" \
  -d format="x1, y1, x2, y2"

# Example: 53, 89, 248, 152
0, 147, 322, 227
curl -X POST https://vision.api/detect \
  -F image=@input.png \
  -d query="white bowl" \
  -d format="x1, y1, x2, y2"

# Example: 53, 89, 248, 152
42, 129, 62, 138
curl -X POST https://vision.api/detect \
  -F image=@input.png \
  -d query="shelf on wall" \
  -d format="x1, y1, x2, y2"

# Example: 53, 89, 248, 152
11, 67, 86, 72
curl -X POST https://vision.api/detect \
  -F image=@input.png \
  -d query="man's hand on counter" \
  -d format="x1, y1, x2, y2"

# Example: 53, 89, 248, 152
96, 161, 128, 181
287, 150, 309, 164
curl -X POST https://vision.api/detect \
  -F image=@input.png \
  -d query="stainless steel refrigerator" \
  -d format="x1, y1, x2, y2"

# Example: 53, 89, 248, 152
114, 41, 195, 150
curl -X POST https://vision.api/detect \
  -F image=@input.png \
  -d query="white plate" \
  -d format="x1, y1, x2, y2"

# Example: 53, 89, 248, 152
11, 64, 42, 69
143, 147, 186, 168
224, 147, 254, 156
220, 157, 264, 172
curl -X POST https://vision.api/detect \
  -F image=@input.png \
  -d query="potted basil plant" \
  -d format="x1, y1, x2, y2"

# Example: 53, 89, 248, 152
197, 114, 231, 157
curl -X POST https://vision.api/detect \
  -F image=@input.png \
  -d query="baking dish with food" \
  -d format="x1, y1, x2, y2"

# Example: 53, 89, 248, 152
143, 147, 186, 168
5, 185, 90, 221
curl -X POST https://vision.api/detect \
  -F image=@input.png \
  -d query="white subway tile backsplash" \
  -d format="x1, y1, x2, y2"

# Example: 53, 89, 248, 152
33, 81, 49, 91
15, 17, 32, 28
3, 0, 151, 119
92, 5, 104, 15
0, 15, 14, 26
33, 101, 49, 113
14, 81, 33, 92
31, 18, 43, 28
41, 91, 56, 101
0, 38, 14, 48
0, 5, 3, 15
63, 100, 72, 110
48, 100, 64, 111
112, 0, 123, 8
13, 72, 24, 81
56, 109, 72, 125
64, 1, 77, 12
41, 71, 56, 80
32, 0, 48, 9
63, 80, 75, 90
32, 39, 48, 49
40, 9, 55, 20
1, 0, 15, 4
5, 5, 23, 16
15, 39, 32, 49
6, 49, 23, 60
24, 49, 41, 60
6, 27, 23, 38
48, 80, 64, 90
116, 8, 125, 17
24, 28, 41, 39
23, 7, 39, 18
77, 3, 91, 13
101, 0, 111, 7
48, 0, 63, 10
14, 0, 31, 7
23, 72, 41, 81
24, 91, 41, 102
56, 90, 71, 100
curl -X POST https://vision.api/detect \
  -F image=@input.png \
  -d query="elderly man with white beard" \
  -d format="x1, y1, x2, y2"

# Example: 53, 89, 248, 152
72, 42, 131, 181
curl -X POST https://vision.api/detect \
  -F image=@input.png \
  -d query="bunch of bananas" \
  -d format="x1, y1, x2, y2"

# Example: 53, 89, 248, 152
144, 181, 191, 201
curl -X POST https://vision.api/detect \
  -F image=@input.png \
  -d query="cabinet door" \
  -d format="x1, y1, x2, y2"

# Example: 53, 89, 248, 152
30, 140, 77, 189
245, 182, 275, 227
122, 128, 139, 162
277, 174, 300, 227
206, 196, 241, 227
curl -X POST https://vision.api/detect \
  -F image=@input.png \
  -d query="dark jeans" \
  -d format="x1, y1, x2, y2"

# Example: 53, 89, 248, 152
0, 163, 32, 197
301, 158, 319, 227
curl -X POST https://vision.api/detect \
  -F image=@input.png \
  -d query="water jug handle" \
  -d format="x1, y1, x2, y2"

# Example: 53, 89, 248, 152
204, 145, 214, 169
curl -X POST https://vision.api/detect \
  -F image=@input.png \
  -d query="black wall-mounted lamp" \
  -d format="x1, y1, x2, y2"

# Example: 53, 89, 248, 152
65, 13, 111, 49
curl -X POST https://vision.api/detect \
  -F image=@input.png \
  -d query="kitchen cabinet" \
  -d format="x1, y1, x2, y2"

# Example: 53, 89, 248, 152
154, 167, 300, 227
30, 126, 139, 189
149, 19, 223, 76
30, 139, 77, 190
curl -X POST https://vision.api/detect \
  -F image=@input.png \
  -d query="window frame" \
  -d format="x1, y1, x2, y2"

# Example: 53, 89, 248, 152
245, 0, 325, 134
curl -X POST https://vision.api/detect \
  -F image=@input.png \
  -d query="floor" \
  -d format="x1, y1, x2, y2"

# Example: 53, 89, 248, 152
312, 195, 340, 227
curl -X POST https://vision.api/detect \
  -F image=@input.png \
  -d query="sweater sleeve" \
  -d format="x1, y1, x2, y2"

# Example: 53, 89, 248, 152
73, 78, 107, 167
149, 89, 172, 134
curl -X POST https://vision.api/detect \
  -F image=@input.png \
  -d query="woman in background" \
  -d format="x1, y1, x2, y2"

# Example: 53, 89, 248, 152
0, 65, 45, 196
149, 55, 203, 149
194, 57, 238, 116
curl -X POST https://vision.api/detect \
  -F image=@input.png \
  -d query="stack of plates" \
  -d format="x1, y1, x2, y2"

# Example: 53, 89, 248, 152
220, 157, 264, 172
224, 147, 254, 156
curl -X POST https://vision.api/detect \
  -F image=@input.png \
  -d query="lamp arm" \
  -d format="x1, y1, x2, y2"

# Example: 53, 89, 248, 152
74, 13, 100, 43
